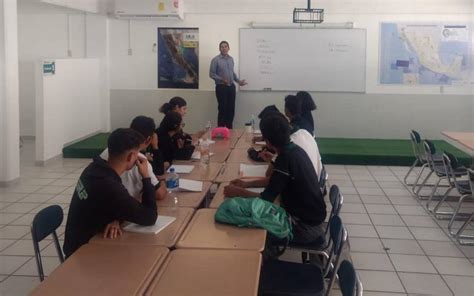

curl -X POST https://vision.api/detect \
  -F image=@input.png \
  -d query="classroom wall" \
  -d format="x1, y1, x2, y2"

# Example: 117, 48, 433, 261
0, 0, 20, 184
35, 58, 102, 163
108, 0, 473, 139
17, 0, 110, 137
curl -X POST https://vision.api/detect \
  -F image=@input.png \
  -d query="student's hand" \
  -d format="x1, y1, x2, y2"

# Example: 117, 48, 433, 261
239, 79, 247, 86
176, 138, 184, 149
145, 152, 153, 162
103, 220, 122, 239
259, 151, 274, 162
222, 79, 229, 86
151, 133, 159, 150
136, 157, 150, 178
230, 178, 247, 188
224, 184, 246, 197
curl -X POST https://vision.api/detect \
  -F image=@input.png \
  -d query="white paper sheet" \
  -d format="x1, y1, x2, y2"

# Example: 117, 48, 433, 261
123, 215, 176, 234
253, 129, 262, 135
169, 165, 195, 174
248, 187, 266, 194
179, 179, 203, 192
191, 151, 214, 160
239, 164, 268, 177
255, 141, 266, 146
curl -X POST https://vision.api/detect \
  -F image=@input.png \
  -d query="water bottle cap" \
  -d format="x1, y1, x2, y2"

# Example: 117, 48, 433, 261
170, 167, 175, 173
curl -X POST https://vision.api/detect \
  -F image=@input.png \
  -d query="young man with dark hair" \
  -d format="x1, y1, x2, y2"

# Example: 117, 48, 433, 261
224, 113, 326, 244
63, 128, 158, 258
209, 40, 247, 128
100, 116, 166, 200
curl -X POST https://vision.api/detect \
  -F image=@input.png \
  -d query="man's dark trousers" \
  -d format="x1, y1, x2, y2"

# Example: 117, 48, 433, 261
216, 84, 236, 129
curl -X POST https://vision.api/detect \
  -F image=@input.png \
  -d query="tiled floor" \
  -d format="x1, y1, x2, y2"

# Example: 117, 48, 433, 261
0, 140, 473, 295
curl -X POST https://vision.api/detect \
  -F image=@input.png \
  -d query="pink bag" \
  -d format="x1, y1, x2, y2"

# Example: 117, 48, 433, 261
211, 127, 230, 139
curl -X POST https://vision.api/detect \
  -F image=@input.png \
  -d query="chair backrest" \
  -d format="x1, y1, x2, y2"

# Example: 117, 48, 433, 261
319, 165, 328, 195
442, 152, 463, 190
423, 140, 438, 168
31, 205, 65, 281
325, 215, 348, 295
468, 169, 474, 193
338, 260, 357, 296
324, 185, 343, 235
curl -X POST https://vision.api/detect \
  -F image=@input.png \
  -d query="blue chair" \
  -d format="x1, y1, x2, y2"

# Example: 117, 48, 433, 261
294, 185, 343, 263
31, 205, 65, 281
338, 260, 363, 296
258, 216, 347, 296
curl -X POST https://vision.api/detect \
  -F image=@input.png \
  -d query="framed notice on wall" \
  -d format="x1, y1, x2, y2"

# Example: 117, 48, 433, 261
158, 27, 199, 89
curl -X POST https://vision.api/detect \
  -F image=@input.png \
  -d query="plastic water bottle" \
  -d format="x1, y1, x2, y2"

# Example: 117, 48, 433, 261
200, 139, 210, 165
205, 120, 212, 141
251, 115, 256, 133
166, 168, 179, 210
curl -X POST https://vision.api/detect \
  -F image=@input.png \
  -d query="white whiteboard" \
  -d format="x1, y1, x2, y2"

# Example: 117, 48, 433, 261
239, 28, 366, 92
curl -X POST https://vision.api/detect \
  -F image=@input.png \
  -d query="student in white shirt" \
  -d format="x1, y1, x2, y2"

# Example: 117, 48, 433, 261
100, 116, 167, 200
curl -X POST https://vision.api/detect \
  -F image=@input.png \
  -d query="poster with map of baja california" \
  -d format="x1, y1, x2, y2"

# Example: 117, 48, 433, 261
380, 23, 471, 85
158, 28, 199, 89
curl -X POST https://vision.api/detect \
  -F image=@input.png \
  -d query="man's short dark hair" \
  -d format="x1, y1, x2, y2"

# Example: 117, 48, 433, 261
108, 128, 144, 158
258, 105, 281, 119
130, 116, 156, 140
219, 40, 229, 48
260, 113, 291, 148
284, 95, 303, 116
158, 111, 182, 132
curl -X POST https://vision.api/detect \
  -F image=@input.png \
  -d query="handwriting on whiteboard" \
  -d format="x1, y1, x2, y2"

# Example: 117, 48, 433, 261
328, 42, 350, 53
256, 39, 275, 75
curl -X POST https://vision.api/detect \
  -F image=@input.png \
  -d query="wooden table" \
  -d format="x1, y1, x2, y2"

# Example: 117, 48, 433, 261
442, 132, 474, 154
31, 244, 169, 296
144, 249, 262, 296
214, 162, 241, 183
157, 182, 211, 208
229, 128, 245, 138
176, 208, 266, 251
176, 162, 223, 181
90, 207, 195, 248
234, 134, 255, 149
209, 182, 263, 209
227, 148, 260, 164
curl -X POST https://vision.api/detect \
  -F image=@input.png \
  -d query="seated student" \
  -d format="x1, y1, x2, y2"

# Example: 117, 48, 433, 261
284, 95, 313, 135
156, 111, 186, 166
250, 105, 322, 177
100, 116, 167, 200
296, 91, 317, 137
63, 128, 158, 258
159, 96, 196, 160
224, 113, 326, 244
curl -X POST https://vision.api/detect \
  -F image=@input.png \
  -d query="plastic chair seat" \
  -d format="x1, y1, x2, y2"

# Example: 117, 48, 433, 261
455, 180, 472, 195
288, 236, 326, 250
259, 259, 325, 296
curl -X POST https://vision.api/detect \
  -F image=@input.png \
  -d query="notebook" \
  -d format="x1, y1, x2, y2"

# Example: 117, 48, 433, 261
179, 179, 203, 192
168, 165, 194, 174
239, 164, 268, 177
123, 215, 176, 234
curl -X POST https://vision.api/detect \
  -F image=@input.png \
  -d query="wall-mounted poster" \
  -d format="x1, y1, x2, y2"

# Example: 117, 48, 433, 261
158, 27, 199, 89
380, 23, 471, 85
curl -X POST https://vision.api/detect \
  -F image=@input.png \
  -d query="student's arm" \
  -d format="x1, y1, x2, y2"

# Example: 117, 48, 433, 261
224, 184, 260, 198
260, 158, 290, 203
230, 177, 269, 188
104, 159, 157, 226
209, 58, 223, 82
155, 181, 167, 200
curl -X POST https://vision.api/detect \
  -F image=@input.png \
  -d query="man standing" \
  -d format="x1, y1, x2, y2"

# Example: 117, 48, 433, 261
209, 41, 247, 129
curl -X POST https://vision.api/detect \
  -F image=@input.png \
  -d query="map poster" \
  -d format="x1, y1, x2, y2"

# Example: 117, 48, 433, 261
158, 28, 199, 89
379, 23, 471, 85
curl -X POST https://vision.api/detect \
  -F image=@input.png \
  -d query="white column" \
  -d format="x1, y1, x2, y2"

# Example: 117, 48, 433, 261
0, 0, 20, 186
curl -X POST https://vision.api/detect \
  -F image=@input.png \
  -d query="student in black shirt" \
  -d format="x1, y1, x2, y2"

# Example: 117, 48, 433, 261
224, 113, 326, 244
63, 128, 158, 258
284, 95, 314, 136
156, 111, 185, 167
159, 96, 196, 160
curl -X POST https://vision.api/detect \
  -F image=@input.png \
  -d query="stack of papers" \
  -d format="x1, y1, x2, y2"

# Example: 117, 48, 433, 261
253, 129, 262, 135
191, 151, 214, 160
123, 215, 176, 234
239, 164, 268, 177
168, 165, 194, 174
179, 179, 203, 192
